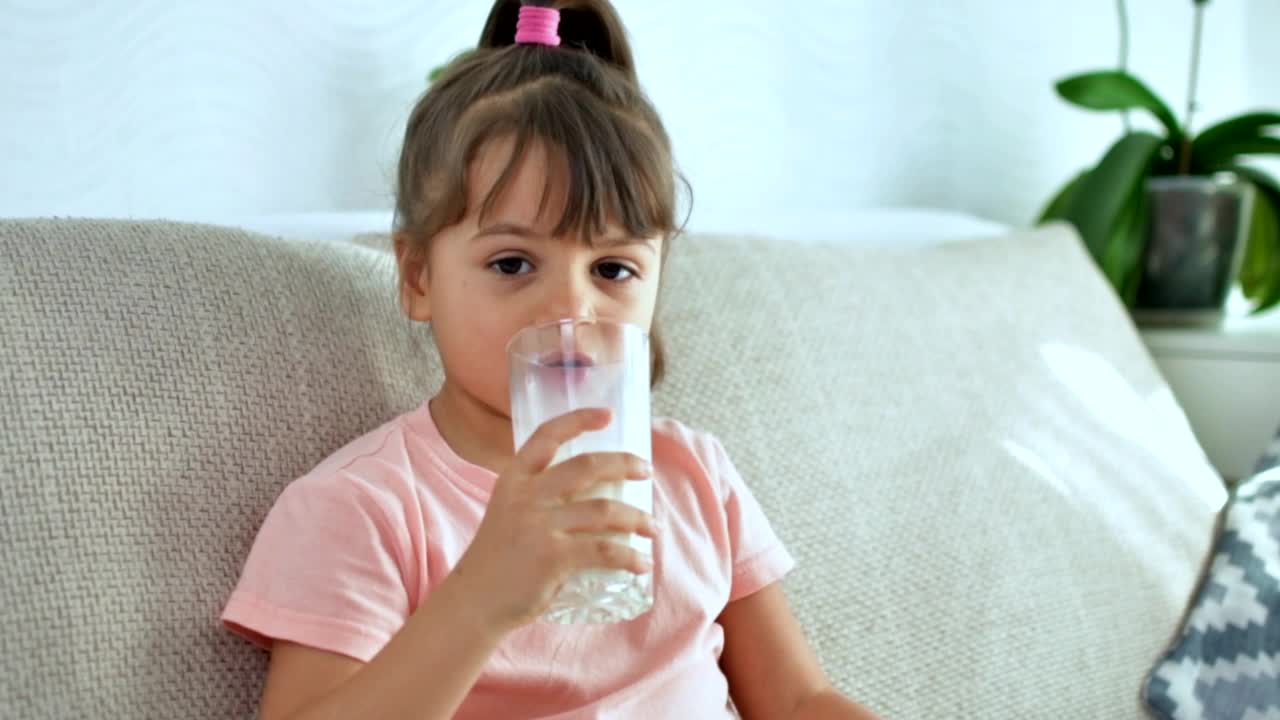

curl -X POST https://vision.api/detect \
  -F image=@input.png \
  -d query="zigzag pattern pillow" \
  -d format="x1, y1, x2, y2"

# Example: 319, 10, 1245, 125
1142, 459, 1280, 720
1258, 427, 1280, 474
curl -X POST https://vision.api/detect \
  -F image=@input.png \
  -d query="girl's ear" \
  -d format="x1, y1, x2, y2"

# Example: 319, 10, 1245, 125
394, 232, 432, 322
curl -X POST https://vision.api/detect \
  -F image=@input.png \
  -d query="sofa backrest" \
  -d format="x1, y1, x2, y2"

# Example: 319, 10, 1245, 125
3, 220, 437, 717
0, 219, 1223, 718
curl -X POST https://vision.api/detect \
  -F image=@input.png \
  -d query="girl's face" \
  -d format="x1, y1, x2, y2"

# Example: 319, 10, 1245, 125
399, 136, 664, 422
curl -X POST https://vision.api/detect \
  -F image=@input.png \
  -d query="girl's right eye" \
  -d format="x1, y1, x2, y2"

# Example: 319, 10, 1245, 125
489, 256, 533, 276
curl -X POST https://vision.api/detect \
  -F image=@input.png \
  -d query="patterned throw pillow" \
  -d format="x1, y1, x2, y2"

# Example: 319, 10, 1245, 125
1142, 452, 1280, 720
1257, 426, 1280, 475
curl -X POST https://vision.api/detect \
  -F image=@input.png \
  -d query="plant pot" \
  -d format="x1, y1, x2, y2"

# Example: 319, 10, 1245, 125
1133, 174, 1255, 326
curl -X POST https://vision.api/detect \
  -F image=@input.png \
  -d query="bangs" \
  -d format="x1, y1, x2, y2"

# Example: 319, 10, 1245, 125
456, 78, 678, 244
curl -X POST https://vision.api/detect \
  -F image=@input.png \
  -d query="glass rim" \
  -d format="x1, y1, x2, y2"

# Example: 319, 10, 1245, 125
505, 317, 649, 364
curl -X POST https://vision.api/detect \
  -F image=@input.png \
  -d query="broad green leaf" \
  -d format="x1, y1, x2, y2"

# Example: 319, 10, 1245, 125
1229, 165, 1280, 314
1100, 187, 1149, 304
1037, 170, 1088, 223
1194, 136, 1280, 173
1227, 136, 1280, 156
1242, 189, 1279, 313
1056, 71, 1182, 141
1192, 115, 1280, 170
1064, 132, 1164, 267
1193, 111, 1280, 153
1221, 163, 1280, 193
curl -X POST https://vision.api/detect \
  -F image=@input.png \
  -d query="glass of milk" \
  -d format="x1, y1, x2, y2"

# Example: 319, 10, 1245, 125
507, 318, 653, 624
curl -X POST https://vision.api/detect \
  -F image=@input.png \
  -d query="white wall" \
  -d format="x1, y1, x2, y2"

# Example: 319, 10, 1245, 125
0, 0, 1272, 237
1245, 0, 1280, 181
1246, 0, 1280, 116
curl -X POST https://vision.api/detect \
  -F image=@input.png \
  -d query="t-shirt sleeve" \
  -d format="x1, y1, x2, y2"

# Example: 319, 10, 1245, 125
708, 435, 797, 602
220, 472, 411, 662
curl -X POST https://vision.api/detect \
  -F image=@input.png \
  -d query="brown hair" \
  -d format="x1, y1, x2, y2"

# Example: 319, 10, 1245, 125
394, 0, 687, 386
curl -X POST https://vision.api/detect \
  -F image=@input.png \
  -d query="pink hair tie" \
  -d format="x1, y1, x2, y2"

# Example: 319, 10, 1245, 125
515, 5, 561, 47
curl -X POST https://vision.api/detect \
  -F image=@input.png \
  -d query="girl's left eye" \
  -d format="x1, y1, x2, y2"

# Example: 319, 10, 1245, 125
594, 261, 637, 281
489, 257, 533, 276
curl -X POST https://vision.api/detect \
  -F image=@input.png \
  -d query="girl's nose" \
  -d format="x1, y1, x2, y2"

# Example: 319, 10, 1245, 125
538, 271, 595, 324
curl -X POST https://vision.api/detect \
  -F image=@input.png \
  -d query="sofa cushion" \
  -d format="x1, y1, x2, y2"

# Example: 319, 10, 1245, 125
0, 218, 1224, 718
651, 224, 1225, 718
1, 220, 438, 718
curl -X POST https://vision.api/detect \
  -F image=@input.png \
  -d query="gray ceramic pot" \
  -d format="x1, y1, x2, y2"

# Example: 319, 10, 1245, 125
1134, 173, 1255, 325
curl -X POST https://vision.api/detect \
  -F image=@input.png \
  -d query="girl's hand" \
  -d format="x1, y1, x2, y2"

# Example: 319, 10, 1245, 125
445, 407, 656, 633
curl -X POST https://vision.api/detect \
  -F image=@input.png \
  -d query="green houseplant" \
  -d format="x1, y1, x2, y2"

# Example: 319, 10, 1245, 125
1038, 0, 1280, 317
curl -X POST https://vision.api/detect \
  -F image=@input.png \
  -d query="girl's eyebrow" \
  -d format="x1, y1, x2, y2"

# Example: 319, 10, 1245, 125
473, 222, 656, 253
598, 236, 657, 254
473, 222, 537, 240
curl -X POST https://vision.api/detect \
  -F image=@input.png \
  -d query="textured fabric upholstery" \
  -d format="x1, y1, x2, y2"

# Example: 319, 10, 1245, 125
0, 219, 1223, 718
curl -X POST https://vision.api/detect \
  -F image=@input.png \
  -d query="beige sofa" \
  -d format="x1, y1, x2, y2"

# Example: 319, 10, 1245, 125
0, 218, 1223, 718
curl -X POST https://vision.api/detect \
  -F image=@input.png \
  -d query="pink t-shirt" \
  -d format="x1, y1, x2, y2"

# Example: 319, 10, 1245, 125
221, 401, 794, 719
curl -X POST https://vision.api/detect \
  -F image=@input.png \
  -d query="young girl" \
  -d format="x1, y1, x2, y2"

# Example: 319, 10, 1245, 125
222, 2, 879, 718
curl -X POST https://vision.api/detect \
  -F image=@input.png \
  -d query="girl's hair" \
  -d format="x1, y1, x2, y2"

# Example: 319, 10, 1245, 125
394, 0, 686, 385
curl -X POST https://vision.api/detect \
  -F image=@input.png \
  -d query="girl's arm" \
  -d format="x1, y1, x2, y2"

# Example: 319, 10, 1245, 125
719, 582, 881, 720
258, 574, 503, 720
253, 408, 655, 719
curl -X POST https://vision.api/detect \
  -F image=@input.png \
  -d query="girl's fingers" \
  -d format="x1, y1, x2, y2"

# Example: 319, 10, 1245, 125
552, 497, 658, 537
568, 535, 654, 575
513, 408, 612, 475
540, 452, 651, 500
